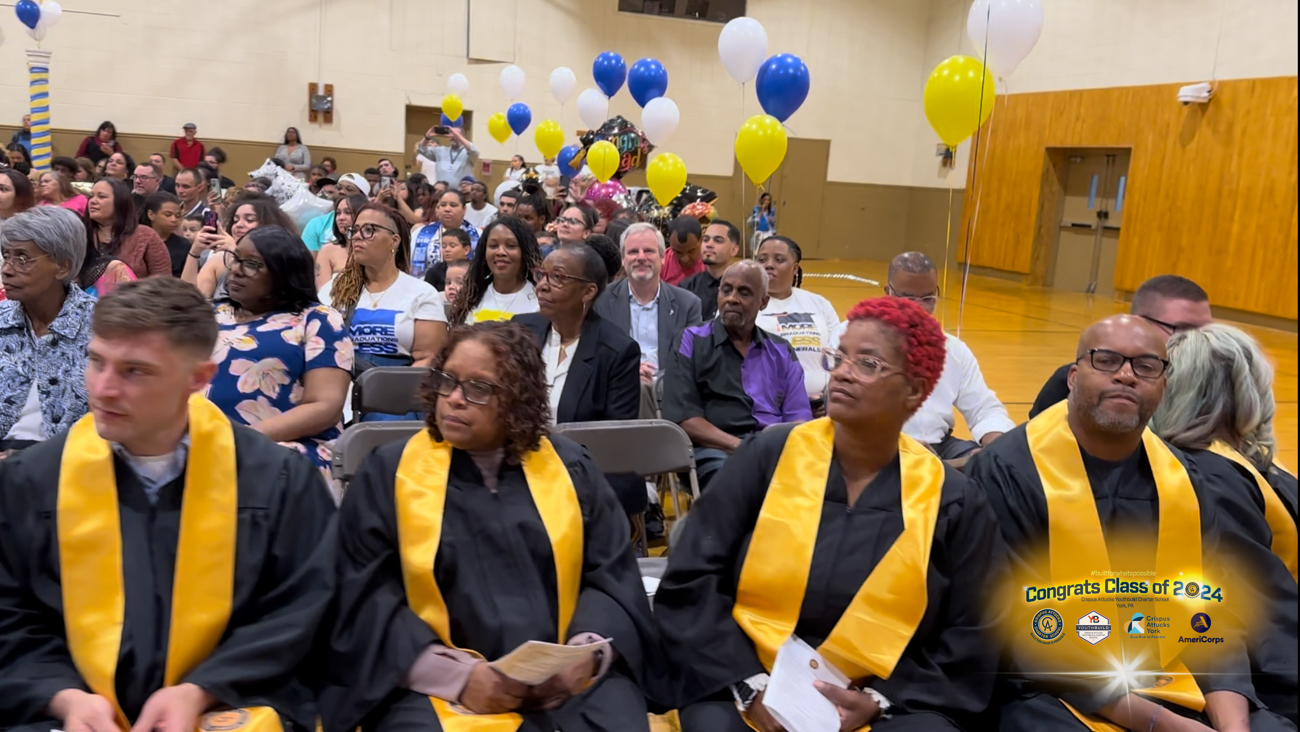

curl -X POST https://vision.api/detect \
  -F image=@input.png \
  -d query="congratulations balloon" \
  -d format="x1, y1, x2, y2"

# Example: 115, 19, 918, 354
550, 67, 577, 104
755, 54, 811, 123
14, 0, 40, 29
558, 145, 582, 177
923, 55, 996, 148
586, 140, 621, 183
441, 94, 465, 122
577, 88, 610, 130
534, 120, 565, 159
592, 52, 627, 98
647, 153, 688, 207
628, 58, 669, 108
488, 113, 512, 143
735, 114, 788, 186
640, 97, 680, 146
717, 17, 769, 84
968, 0, 1044, 78
447, 72, 470, 94
507, 103, 533, 136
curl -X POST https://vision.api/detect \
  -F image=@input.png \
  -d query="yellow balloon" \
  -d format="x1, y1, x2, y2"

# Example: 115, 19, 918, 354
488, 113, 511, 144
587, 140, 620, 183
647, 152, 688, 207
442, 93, 464, 122
923, 55, 995, 148
534, 120, 565, 159
735, 115, 787, 186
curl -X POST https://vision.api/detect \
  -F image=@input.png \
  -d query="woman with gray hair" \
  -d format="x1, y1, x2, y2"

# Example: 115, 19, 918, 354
0, 206, 95, 453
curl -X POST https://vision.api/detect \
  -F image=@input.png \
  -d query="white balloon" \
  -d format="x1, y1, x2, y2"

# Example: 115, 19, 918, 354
717, 17, 768, 84
967, 0, 1044, 78
641, 97, 680, 145
577, 88, 609, 130
26, 23, 46, 41
550, 67, 577, 105
447, 72, 470, 94
499, 65, 526, 101
40, 0, 62, 28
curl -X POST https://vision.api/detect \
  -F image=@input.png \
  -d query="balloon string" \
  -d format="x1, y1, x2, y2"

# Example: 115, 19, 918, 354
941, 173, 954, 332
956, 3, 995, 337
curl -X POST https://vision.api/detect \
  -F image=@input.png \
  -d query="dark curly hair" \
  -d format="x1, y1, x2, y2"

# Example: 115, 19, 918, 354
845, 297, 946, 402
422, 322, 550, 464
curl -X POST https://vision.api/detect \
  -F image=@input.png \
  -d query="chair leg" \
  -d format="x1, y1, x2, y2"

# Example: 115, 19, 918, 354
630, 513, 649, 558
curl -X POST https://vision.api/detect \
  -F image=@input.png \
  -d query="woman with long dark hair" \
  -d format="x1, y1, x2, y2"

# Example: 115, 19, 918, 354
84, 178, 170, 278
275, 127, 312, 179
75, 120, 122, 165
448, 216, 543, 325
182, 191, 296, 298
208, 225, 352, 481
0, 169, 36, 221
315, 193, 369, 289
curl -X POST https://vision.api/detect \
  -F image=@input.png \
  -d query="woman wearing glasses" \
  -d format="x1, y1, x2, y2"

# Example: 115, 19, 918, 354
656, 297, 1007, 732
208, 225, 353, 482
448, 216, 542, 325
320, 320, 658, 732
754, 236, 841, 415
553, 203, 597, 253
315, 193, 368, 290
182, 192, 296, 298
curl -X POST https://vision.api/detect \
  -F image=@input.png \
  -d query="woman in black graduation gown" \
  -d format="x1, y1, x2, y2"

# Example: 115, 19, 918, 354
318, 321, 657, 732
654, 297, 1009, 732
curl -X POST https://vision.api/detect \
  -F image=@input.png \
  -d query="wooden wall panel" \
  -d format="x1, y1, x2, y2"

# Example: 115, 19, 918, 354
961, 76, 1299, 319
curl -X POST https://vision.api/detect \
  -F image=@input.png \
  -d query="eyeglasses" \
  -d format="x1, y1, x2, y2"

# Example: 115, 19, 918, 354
223, 251, 267, 276
132, 174, 159, 181
428, 369, 498, 406
555, 216, 585, 227
1077, 348, 1169, 380
885, 284, 940, 307
346, 223, 398, 241
1139, 314, 1187, 335
533, 268, 593, 288
819, 348, 905, 380
1, 251, 50, 273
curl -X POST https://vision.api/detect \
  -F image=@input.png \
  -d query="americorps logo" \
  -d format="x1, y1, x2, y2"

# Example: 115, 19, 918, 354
1179, 613, 1224, 644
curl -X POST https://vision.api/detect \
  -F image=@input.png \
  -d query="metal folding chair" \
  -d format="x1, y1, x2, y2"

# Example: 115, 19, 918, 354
331, 420, 425, 485
551, 419, 700, 522
352, 367, 427, 420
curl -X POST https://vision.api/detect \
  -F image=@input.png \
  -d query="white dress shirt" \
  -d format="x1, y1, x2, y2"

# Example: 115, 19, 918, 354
906, 333, 1015, 444
543, 329, 579, 424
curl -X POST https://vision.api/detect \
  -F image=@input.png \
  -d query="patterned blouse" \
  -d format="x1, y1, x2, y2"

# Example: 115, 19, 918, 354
208, 303, 354, 471
0, 286, 96, 440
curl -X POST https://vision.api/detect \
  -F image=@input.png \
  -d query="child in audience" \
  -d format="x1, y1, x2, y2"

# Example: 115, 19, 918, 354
441, 259, 471, 318
422, 227, 472, 291
179, 214, 205, 244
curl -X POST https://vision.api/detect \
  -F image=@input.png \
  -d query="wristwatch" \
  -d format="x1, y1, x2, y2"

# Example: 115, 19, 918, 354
862, 686, 893, 720
731, 673, 770, 713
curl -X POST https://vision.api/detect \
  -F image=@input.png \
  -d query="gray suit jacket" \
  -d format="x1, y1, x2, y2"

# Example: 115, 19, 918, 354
594, 279, 703, 365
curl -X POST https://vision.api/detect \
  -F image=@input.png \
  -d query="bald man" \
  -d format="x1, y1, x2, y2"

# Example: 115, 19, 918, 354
968, 316, 1294, 732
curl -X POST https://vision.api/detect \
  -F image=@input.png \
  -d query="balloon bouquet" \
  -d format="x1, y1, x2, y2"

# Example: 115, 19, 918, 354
14, 0, 63, 41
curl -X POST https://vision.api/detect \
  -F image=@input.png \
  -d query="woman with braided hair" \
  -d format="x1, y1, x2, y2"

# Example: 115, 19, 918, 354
755, 235, 841, 414
447, 215, 543, 325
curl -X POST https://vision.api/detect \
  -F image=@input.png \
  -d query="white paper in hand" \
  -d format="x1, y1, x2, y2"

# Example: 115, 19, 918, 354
762, 637, 851, 732
488, 639, 611, 685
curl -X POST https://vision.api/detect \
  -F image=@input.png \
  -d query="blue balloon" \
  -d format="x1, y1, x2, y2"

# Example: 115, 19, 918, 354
755, 54, 811, 123
507, 103, 532, 136
558, 145, 581, 178
627, 58, 669, 108
440, 114, 463, 129
14, 0, 41, 30
592, 52, 627, 98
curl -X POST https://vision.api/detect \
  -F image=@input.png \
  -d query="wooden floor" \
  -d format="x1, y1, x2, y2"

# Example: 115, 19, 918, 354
800, 259, 1299, 468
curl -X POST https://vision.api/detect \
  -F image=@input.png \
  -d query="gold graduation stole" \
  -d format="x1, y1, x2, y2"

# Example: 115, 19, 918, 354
1027, 402, 1205, 731
1207, 441, 1298, 583
58, 394, 282, 732
732, 418, 944, 732
395, 430, 584, 731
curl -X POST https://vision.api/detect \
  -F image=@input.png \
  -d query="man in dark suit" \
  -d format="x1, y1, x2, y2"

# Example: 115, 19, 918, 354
594, 223, 703, 418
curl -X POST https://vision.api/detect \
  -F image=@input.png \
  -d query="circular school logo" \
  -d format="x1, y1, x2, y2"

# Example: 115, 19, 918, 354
1191, 613, 1212, 634
1184, 582, 1201, 598
200, 710, 249, 732
1033, 608, 1064, 643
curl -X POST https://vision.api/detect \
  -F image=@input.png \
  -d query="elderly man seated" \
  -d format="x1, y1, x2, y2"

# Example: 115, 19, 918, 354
660, 260, 812, 488
0, 206, 95, 455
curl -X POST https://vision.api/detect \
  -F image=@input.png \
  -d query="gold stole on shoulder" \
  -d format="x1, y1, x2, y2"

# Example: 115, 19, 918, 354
395, 430, 584, 731
1207, 441, 1298, 583
58, 394, 282, 732
731, 418, 944, 732
1027, 402, 1205, 731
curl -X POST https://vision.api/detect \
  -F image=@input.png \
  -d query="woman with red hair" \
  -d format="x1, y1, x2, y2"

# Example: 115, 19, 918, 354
656, 297, 1009, 732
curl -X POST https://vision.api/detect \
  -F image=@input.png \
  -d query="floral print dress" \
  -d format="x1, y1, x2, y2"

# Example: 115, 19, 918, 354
209, 303, 354, 472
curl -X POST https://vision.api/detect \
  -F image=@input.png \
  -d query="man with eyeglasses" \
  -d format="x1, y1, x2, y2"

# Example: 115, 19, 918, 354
1030, 275, 1212, 419
968, 314, 1292, 732
131, 163, 164, 209
861, 251, 1014, 464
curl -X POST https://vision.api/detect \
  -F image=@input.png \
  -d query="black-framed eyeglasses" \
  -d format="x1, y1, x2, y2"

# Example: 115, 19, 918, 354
885, 283, 940, 307
223, 251, 266, 276
1077, 348, 1169, 380
132, 174, 159, 181
555, 216, 585, 227
1, 251, 50, 274
820, 348, 905, 381
428, 370, 499, 406
347, 223, 398, 241
533, 268, 592, 288
1139, 314, 1187, 335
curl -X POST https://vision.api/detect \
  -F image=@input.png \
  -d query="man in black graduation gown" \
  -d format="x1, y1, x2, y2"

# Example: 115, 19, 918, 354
968, 315, 1295, 732
0, 279, 336, 732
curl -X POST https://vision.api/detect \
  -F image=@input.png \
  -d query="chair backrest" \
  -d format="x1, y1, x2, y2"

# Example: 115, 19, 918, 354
552, 419, 695, 476
354, 367, 427, 417
332, 420, 426, 482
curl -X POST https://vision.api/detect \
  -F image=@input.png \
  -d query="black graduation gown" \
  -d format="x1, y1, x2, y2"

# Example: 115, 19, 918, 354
967, 425, 1297, 729
653, 425, 1009, 732
0, 427, 338, 731
318, 435, 659, 732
